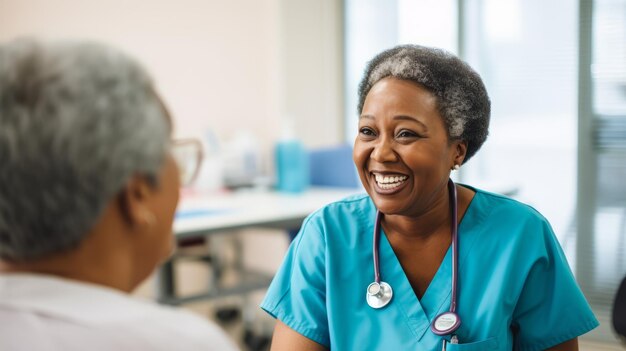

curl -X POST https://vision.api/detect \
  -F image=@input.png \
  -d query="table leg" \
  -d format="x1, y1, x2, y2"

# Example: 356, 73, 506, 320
157, 259, 176, 304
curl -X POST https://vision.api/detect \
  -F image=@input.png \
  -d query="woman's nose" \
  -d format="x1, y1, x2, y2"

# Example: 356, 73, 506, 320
371, 138, 398, 162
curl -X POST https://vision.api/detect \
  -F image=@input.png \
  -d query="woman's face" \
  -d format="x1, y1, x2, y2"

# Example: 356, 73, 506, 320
130, 97, 180, 285
151, 153, 180, 261
149, 98, 180, 264
353, 77, 463, 217
134, 153, 180, 281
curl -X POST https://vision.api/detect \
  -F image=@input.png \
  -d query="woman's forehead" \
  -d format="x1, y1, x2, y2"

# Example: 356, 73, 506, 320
363, 78, 438, 113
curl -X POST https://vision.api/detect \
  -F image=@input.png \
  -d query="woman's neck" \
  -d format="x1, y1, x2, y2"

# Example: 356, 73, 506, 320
0, 251, 134, 293
381, 184, 474, 242
0, 228, 138, 293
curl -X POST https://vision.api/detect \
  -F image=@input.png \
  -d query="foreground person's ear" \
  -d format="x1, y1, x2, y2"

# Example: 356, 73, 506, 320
118, 175, 157, 228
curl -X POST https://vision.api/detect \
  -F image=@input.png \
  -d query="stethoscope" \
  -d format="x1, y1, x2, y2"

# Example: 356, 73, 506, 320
366, 178, 461, 340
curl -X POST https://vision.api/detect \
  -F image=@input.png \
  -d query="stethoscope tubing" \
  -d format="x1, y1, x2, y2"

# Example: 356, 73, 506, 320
370, 179, 460, 327
449, 179, 458, 313
373, 211, 383, 284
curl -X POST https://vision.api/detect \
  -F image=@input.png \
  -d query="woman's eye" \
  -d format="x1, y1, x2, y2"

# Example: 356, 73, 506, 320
397, 130, 417, 138
359, 127, 376, 136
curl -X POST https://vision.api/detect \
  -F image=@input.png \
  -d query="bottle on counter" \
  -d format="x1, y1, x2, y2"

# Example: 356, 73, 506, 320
274, 119, 309, 193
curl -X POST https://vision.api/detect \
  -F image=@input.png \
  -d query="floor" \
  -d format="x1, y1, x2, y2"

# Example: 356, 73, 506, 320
580, 341, 623, 351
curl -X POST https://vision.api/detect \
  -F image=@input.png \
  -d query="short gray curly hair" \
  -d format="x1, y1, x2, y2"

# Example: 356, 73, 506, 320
358, 45, 490, 163
0, 39, 170, 261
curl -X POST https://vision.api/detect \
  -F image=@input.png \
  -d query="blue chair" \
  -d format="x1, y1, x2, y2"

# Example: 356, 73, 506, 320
308, 144, 360, 188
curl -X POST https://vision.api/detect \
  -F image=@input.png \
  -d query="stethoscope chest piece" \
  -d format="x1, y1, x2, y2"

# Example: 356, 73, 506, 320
366, 281, 393, 309
431, 311, 461, 335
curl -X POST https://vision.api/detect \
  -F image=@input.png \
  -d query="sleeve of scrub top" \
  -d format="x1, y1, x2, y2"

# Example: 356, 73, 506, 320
260, 213, 330, 347
511, 216, 599, 351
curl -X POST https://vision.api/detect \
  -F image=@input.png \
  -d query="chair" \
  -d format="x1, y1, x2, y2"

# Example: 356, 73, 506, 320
308, 144, 360, 188
613, 275, 626, 340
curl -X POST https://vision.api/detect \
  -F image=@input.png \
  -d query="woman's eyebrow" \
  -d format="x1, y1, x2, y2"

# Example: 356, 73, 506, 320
394, 115, 428, 129
358, 114, 428, 130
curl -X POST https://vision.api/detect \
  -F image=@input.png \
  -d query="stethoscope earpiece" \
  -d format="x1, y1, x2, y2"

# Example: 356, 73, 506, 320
366, 179, 461, 337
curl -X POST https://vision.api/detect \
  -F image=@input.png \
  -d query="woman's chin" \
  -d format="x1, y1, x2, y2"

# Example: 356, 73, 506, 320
367, 182, 411, 212
370, 198, 408, 216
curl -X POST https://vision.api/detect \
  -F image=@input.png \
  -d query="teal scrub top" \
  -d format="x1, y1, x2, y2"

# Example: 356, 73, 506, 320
261, 188, 598, 351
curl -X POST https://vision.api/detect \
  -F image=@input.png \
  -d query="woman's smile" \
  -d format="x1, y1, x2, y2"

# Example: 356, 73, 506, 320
371, 172, 409, 194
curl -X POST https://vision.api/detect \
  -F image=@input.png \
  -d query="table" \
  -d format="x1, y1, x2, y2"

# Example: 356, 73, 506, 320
157, 187, 362, 305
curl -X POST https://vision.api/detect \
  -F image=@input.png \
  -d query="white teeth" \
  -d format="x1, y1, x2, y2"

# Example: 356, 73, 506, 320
379, 182, 402, 189
374, 174, 407, 184
374, 174, 407, 189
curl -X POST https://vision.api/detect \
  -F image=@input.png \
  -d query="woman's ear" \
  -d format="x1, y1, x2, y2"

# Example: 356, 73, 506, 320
117, 175, 156, 228
452, 140, 468, 168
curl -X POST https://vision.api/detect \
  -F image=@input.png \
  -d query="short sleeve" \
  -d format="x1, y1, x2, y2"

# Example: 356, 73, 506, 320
512, 218, 599, 351
260, 213, 330, 347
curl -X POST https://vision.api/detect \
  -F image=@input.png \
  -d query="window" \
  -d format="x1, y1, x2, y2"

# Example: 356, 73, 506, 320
344, 0, 457, 143
577, 0, 626, 340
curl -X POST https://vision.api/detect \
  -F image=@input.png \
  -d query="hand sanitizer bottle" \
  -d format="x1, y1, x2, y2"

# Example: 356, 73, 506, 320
275, 119, 309, 193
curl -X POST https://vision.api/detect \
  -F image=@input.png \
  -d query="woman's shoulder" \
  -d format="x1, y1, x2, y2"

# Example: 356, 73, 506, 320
463, 186, 561, 257
307, 192, 373, 220
470, 185, 549, 223
298, 193, 374, 237
463, 185, 554, 240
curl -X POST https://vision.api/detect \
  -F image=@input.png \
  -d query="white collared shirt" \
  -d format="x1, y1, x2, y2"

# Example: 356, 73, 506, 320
0, 273, 239, 351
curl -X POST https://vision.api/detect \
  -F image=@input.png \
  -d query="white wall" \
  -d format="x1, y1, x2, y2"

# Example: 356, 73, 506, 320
278, 0, 345, 146
0, 0, 344, 150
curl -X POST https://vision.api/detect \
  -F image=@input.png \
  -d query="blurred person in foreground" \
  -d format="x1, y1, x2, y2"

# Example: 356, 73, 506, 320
261, 45, 598, 350
0, 38, 238, 351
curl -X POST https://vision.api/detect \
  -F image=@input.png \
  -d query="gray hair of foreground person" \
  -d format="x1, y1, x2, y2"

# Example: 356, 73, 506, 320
357, 44, 491, 163
0, 39, 170, 261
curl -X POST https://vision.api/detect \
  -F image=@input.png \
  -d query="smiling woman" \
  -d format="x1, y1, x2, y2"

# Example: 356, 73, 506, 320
355, 78, 465, 218
261, 45, 598, 351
